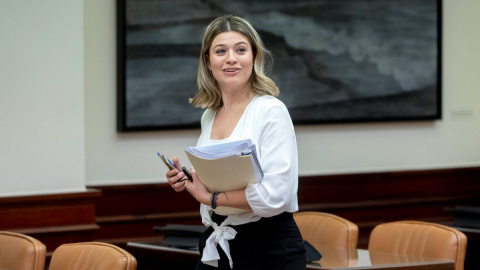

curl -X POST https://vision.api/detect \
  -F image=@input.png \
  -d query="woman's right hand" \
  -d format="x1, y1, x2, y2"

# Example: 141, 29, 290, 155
166, 156, 187, 192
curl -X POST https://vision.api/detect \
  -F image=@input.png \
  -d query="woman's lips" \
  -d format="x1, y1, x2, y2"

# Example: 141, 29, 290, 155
223, 68, 241, 74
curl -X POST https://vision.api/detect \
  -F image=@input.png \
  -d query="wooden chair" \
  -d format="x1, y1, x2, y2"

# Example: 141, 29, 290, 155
49, 242, 137, 270
368, 220, 467, 270
294, 211, 359, 267
0, 231, 46, 270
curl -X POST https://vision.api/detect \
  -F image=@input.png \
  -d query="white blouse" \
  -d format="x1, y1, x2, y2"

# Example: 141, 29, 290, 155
196, 95, 299, 268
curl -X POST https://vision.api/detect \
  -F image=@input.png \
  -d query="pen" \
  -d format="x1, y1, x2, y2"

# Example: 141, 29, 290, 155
174, 167, 193, 183
182, 166, 193, 182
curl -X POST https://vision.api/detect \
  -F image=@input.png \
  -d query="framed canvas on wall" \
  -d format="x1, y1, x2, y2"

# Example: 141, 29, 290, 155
117, 0, 442, 131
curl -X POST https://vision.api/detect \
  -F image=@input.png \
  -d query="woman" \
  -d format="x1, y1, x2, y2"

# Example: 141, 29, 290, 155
167, 15, 306, 270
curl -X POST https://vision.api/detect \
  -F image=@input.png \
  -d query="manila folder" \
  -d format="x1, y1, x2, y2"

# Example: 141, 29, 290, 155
185, 151, 259, 215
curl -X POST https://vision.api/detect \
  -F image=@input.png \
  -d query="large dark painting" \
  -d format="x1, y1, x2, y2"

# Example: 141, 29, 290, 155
117, 0, 441, 131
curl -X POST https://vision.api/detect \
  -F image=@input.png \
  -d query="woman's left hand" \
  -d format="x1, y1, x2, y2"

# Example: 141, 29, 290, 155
184, 167, 211, 206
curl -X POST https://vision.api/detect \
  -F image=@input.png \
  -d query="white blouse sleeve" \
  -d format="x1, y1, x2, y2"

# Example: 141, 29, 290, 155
245, 100, 299, 217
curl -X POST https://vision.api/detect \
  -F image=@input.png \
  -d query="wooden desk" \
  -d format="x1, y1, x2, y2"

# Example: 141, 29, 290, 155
126, 241, 454, 270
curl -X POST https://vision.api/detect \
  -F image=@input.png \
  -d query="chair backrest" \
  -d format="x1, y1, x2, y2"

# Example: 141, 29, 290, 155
294, 211, 359, 267
368, 220, 467, 270
294, 211, 359, 249
49, 242, 137, 270
0, 231, 46, 270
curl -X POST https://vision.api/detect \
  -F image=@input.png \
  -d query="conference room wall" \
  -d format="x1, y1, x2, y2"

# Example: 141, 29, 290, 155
0, 1, 479, 198
0, 0, 86, 196
84, 0, 480, 186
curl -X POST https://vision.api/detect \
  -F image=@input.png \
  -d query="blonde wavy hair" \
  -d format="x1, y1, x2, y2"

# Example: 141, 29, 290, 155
190, 15, 279, 110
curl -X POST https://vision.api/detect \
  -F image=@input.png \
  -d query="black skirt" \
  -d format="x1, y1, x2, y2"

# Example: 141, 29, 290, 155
195, 212, 306, 270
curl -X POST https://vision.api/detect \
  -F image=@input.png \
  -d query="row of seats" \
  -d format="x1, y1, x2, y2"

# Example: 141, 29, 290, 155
1, 212, 468, 270
0, 231, 137, 270
293, 211, 468, 270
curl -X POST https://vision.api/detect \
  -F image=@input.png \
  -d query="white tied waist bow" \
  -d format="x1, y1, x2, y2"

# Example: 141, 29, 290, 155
200, 205, 261, 268
202, 220, 237, 268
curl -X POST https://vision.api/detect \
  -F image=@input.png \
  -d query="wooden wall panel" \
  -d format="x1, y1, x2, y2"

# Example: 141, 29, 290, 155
1, 167, 478, 258
92, 183, 202, 244
90, 167, 480, 248
0, 189, 101, 253
297, 167, 480, 247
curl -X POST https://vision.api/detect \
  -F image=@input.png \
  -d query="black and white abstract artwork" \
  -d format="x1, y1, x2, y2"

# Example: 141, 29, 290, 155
117, 0, 441, 131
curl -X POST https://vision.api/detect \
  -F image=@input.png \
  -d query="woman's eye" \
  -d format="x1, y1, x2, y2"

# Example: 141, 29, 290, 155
237, 48, 246, 53
215, 49, 226, 54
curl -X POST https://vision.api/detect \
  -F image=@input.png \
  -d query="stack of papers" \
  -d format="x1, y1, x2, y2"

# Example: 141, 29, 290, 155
185, 139, 263, 180
185, 139, 264, 215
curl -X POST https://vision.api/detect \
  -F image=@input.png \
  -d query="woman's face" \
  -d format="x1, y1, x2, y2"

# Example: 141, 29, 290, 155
208, 31, 254, 91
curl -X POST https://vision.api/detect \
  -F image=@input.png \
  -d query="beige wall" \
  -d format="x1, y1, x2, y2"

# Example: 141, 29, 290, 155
0, 1, 479, 196
85, 0, 480, 186
0, 0, 85, 196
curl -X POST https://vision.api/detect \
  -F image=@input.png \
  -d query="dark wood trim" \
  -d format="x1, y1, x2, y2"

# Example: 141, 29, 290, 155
96, 211, 200, 223
0, 188, 101, 205
11, 224, 100, 235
